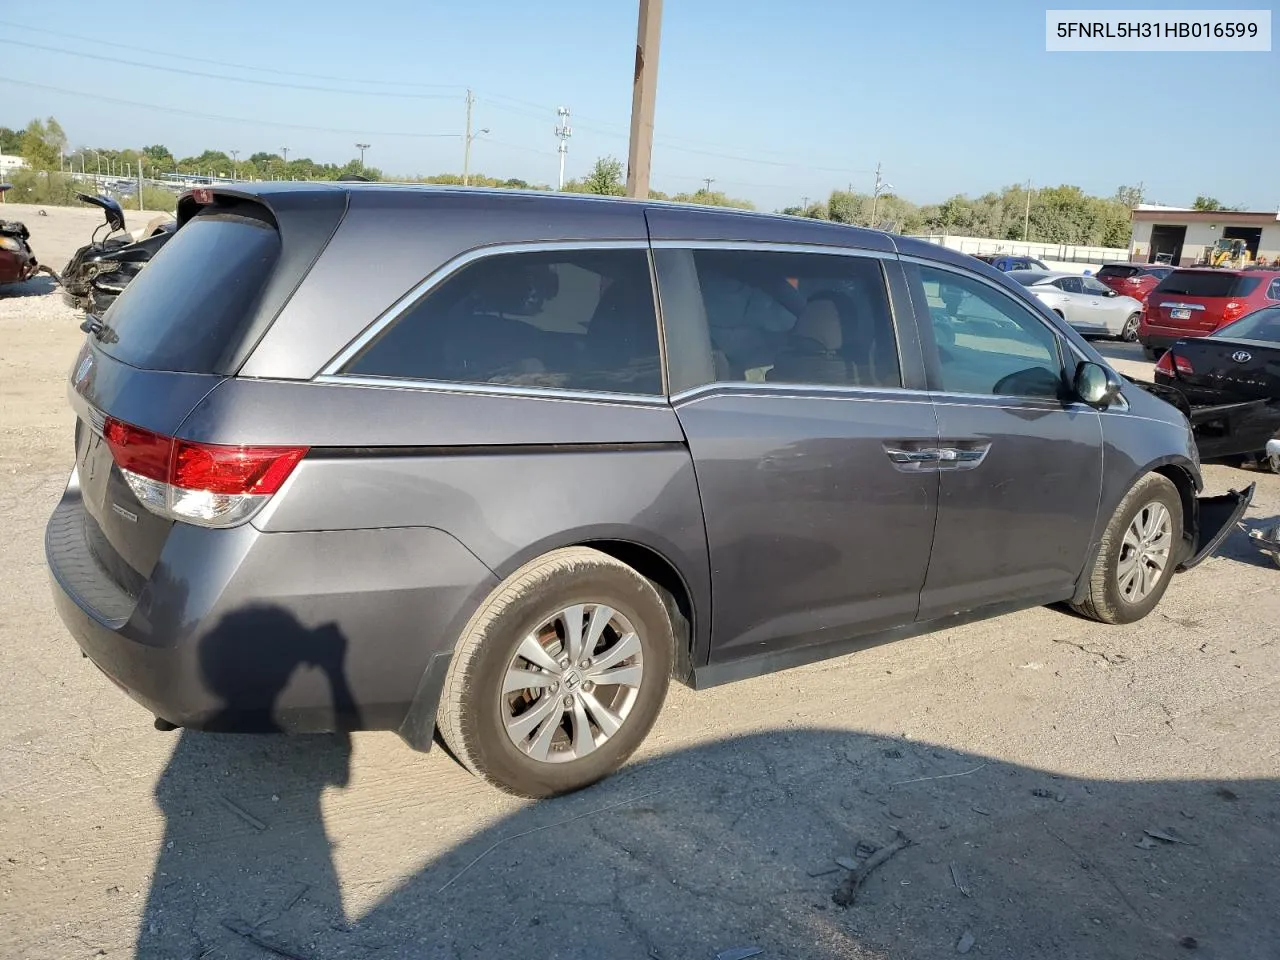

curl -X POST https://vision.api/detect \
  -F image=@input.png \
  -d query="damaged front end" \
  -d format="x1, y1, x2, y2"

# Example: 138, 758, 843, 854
1181, 483, 1255, 570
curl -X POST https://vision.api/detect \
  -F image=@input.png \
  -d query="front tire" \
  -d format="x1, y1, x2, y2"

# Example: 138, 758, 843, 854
1120, 312, 1140, 342
437, 547, 673, 798
1072, 473, 1183, 624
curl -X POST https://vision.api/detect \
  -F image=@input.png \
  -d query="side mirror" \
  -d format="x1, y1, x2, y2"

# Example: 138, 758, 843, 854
1074, 360, 1122, 409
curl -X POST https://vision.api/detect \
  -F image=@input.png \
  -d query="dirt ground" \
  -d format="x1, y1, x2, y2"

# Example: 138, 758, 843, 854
1, 205, 1278, 960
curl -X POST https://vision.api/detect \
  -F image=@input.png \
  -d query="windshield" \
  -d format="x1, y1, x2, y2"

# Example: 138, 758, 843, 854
1215, 305, 1280, 343
96, 210, 281, 373
1154, 271, 1261, 298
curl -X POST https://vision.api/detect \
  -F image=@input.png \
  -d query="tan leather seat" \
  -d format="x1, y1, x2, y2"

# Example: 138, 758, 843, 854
767, 298, 850, 385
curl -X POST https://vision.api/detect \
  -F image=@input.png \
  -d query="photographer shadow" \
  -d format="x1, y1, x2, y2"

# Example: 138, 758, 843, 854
136, 605, 359, 960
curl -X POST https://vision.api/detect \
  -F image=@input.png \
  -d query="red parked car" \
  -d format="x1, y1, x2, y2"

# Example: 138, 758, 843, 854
1137, 268, 1280, 359
1095, 263, 1174, 303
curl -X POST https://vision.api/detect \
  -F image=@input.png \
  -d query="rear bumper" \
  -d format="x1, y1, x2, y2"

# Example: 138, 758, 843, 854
46, 473, 497, 738
1138, 323, 1209, 351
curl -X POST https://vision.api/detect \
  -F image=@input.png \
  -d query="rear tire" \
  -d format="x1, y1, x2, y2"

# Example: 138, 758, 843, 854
1072, 473, 1183, 625
437, 547, 673, 798
1142, 345, 1163, 361
1121, 313, 1140, 342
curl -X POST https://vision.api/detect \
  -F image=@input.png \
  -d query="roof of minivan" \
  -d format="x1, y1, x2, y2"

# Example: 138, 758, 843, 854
181, 180, 988, 273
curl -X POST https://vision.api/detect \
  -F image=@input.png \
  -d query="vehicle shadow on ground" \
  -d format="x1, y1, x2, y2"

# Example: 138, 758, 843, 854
137, 694, 1280, 957
0, 275, 58, 299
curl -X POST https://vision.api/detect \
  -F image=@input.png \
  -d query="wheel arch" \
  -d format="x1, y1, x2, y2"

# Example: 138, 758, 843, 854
1071, 454, 1200, 604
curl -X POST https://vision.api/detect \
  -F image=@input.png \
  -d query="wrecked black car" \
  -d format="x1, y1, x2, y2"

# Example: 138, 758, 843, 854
60, 193, 175, 314
1134, 305, 1280, 471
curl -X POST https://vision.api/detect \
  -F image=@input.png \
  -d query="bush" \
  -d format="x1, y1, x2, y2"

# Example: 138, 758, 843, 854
1, 169, 178, 214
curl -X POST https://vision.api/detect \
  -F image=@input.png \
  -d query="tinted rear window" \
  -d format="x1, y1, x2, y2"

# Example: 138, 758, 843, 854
344, 248, 662, 395
1154, 271, 1261, 298
1097, 265, 1139, 279
1008, 271, 1051, 286
96, 210, 281, 373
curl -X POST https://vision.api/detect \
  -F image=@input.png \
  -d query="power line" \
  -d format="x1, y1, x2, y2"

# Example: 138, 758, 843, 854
0, 78, 463, 140
0, 19, 466, 90
0, 38, 458, 100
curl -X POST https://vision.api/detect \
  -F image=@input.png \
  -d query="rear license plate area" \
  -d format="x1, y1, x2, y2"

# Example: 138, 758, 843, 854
1171, 308, 1192, 320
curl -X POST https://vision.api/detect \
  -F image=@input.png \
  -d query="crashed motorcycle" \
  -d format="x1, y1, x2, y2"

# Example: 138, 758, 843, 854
0, 183, 56, 289
60, 192, 174, 314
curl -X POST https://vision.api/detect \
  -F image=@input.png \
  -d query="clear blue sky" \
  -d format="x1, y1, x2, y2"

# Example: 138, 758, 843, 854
0, 0, 1275, 212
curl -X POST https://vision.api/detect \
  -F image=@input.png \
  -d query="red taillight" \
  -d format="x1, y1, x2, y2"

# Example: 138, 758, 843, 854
1154, 351, 1174, 375
192, 187, 213, 204
103, 418, 170, 482
1175, 354, 1194, 376
1222, 300, 1246, 323
101, 416, 307, 525
173, 442, 307, 496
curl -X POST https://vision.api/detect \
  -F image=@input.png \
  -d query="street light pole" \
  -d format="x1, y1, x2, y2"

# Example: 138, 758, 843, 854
230, 150, 240, 180
625, 0, 663, 198
355, 142, 371, 170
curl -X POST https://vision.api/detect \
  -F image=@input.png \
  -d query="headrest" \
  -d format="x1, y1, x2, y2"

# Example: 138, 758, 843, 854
793, 298, 843, 351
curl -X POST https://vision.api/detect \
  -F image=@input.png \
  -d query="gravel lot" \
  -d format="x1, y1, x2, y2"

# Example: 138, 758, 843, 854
1, 205, 1278, 960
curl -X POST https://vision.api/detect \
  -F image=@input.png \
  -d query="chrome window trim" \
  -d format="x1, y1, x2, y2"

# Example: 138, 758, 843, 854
1157, 301, 1206, 311
312, 373, 671, 407
669, 380, 931, 406
319, 238, 655, 378
649, 238, 894, 260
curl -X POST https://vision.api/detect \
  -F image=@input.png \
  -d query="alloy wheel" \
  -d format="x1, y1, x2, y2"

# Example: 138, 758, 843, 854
1117, 501, 1173, 602
502, 603, 644, 763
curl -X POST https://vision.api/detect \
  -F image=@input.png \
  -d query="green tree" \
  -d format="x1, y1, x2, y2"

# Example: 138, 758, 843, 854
1192, 195, 1224, 211
0, 126, 22, 154
45, 117, 68, 156
20, 119, 60, 170
142, 144, 177, 172
1114, 184, 1143, 208
669, 188, 754, 210
578, 156, 625, 196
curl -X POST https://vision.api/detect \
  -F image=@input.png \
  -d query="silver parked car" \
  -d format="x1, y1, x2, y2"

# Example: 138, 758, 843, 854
1008, 270, 1144, 341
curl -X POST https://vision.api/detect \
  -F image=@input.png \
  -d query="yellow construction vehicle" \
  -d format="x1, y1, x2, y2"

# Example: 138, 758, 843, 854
1200, 237, 1254, 269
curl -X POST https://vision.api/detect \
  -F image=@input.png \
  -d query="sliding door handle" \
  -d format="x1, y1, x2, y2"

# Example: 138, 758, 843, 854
884, 446, 943, 464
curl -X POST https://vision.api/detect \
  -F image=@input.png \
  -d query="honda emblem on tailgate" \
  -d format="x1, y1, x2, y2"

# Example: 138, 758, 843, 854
1232, 351, 1252, 363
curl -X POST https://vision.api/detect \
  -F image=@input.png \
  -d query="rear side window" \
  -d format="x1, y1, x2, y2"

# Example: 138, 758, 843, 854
659, 248, 900, 390
1097, 265, 1139, 279
96, 210, 281, 373
343, 248, 661, 395
1155, 271, 1262, 298
1054, 277, 1084, 294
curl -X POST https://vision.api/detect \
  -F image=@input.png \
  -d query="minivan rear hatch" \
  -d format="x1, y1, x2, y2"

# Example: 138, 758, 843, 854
1147, 270, 1261, 332
63, 189, 344, 615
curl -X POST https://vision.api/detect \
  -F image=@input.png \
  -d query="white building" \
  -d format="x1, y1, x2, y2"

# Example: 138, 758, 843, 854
0, 154, 28, 176
1130, 207, 1280, 267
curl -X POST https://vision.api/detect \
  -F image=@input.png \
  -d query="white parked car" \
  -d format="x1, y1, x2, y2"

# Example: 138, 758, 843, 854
1007, 270, 1143, 341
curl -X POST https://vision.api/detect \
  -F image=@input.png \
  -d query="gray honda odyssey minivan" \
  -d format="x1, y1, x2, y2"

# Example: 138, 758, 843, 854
46, 184, 1252, 797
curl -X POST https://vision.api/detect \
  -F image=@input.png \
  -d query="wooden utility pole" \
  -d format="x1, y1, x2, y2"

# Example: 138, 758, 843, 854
1023, 178, 1032, 242
463, 89, 475, 186
137, 156, 145, 213
625, 0, 663, 199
